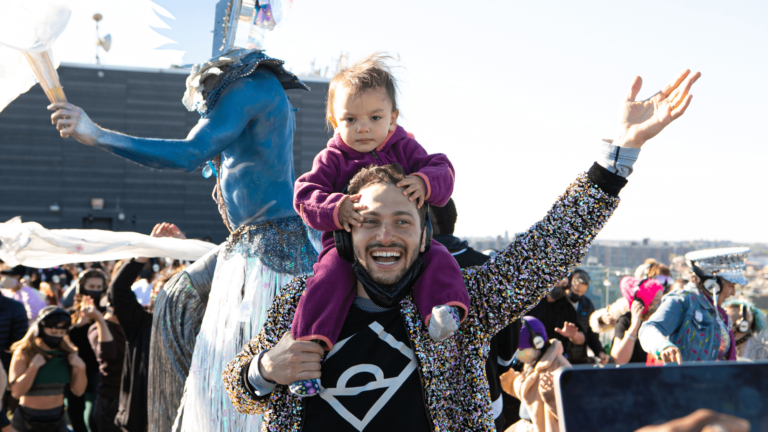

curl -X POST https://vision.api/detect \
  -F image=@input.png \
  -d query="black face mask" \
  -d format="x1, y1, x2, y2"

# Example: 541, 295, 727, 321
566, 290, 582, 303
352, 258, 425, 308
82, 289, 107, 313
40, 332, 64, 349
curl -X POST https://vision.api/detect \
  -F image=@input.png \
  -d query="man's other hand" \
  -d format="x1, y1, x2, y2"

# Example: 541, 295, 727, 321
259, 332, 324, 385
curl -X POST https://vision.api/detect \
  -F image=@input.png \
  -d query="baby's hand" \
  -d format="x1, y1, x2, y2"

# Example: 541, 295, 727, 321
338, 195, 367, 232
396, 175, 426, 208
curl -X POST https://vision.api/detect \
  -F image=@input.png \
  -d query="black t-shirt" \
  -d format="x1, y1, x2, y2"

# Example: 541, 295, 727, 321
303, 305, 431, 432
613, 313, 647, 364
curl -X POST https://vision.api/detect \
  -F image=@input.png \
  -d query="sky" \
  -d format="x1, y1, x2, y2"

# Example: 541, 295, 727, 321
48, 0, 768, 243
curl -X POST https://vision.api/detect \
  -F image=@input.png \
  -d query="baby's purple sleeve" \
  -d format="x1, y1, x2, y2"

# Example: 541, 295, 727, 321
403, 139, 455, 206
294, 149, 347, 232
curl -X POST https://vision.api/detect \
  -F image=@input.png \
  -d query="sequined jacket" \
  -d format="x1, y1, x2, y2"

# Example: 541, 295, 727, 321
223, 164, 624, 431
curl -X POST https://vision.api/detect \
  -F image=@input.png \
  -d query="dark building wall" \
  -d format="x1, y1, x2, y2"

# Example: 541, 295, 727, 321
0, 64, 331, 243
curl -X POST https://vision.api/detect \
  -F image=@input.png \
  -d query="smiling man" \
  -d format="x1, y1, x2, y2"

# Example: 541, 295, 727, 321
223, 70, 700, 430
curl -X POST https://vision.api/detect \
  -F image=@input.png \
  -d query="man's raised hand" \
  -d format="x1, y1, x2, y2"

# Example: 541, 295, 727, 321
615, 70, 701, 149
48, 102, 101, 146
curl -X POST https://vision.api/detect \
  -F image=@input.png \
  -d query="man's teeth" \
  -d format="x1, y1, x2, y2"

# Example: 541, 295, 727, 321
371, 251, 401, 257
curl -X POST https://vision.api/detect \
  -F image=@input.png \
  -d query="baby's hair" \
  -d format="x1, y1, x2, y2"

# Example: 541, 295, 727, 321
326, 53, 399, 129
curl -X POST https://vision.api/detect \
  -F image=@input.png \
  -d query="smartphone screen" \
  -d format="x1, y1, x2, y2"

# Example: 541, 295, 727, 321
555, 362, 768, 432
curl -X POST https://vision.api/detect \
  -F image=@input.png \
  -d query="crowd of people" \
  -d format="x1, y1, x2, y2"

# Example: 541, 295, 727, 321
498, 248, 760, 431
0, 223, 189, 432
1, 45, 754, 431
1, 224, 759, 432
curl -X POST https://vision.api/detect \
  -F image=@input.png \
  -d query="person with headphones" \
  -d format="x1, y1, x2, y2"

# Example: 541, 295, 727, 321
611, 276, 664, 364
224, 65, 701, 430
723, 298, 768, 361
639, 248, 749, 365
289, 55, 468, 397
8, 306, 87, 431
502, 316, 570, 432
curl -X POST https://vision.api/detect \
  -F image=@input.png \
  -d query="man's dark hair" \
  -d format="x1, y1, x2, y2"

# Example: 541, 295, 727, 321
347, 163, 427, 228
430, 198, 457, 235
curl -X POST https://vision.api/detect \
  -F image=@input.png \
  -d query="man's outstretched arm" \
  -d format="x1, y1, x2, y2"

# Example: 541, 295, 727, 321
469, 69, 700, 335
48, 69, 289, 171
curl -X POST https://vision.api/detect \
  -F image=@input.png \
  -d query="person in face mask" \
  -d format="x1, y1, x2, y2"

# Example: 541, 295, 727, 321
67, 268, 109, 432
1, 265, 47, 323
560, 270, 609, 364
528, 270, 592, 364
8, 306, 87, 431
502, 316, 570, 432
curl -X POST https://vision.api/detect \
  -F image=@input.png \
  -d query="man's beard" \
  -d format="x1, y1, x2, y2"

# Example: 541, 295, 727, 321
354, 241, 415, 285
352, 241, 425, 308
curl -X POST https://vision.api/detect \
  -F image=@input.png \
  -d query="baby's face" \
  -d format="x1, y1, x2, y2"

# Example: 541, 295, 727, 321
331, 86, 398, 153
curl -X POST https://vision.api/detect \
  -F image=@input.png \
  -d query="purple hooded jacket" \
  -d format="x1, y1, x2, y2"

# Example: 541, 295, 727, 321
294, 125, 455, 231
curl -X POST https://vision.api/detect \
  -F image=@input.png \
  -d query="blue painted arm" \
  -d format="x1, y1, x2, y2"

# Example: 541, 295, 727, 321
639, 293, 687, 356
91, 69, 286, 171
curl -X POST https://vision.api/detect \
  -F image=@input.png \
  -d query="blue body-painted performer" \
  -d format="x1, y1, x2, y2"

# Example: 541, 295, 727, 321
48, 2, 317, 431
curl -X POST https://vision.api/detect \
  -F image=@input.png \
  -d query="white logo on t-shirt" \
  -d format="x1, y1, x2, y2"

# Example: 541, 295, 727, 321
319, 321, 418, 431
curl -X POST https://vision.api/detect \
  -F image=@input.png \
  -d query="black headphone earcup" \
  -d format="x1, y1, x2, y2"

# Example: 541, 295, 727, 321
334, 229, 355, 263
423, 211, 433, 254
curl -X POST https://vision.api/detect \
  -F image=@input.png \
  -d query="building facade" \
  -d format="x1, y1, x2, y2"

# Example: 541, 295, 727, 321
0, 63, 330, 242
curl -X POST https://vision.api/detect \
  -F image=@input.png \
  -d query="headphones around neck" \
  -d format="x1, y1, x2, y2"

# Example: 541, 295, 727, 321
333, 186, 433, 263
522, 319, 548, 351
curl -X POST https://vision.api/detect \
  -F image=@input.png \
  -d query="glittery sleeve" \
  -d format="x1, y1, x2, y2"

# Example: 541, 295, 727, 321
223, 277, 309, 415
464, 171, 621, 337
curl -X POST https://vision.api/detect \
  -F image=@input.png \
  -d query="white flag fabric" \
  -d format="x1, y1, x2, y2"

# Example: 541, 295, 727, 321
0, 217, 219, 268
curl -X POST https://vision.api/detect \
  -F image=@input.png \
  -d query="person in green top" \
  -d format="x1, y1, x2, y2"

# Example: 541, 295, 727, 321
9, 306, 87, 432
